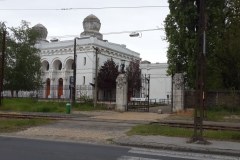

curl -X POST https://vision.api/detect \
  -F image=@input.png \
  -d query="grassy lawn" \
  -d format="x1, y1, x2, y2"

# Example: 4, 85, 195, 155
73, 102, 108, 111
0, 118, 51, 133
0, 98, 107, 113
1, 98, 66, 113
127, 124, 240, 141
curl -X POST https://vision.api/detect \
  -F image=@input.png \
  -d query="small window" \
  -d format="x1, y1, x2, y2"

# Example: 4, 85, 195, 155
83, 76, 85, 85
84, 57, 86, 65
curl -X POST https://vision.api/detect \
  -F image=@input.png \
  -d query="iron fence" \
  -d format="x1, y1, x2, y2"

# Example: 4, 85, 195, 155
149, 99, 171, 105
2, 85, 94, 101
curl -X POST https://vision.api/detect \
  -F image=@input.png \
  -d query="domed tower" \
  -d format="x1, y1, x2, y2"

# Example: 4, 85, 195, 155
80, 14, 103, 40
32, 23, 48, 43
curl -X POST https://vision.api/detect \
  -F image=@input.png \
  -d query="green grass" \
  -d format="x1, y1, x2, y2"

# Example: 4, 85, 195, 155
206, 107, 240, 122
1, 98, 66, 113
0, 118, 51, 133
73, 102, 108, 111
127, 124, 240, 141
0, 98, 108, 113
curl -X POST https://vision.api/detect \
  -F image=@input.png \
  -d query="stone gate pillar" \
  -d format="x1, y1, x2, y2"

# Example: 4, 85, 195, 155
116, 74, 128, 112
173, 73, 184, 112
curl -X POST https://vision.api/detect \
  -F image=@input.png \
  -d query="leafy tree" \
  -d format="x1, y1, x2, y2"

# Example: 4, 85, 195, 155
213, 0, 240, 89
165, 0, 198, 88
97, 58, 119, 99
3, 21, 42, 96
126, 60, 141, 99
165, 0, 240, 89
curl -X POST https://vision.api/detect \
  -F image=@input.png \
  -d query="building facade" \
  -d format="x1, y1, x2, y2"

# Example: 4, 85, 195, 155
140, 61, 172, 104
3, 15, 172, 103
35, 14, 140, 100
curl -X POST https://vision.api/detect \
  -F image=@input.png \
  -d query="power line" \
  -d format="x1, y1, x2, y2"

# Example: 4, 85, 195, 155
0, 6, 169, 11
48, 28, 164, 39
102, 28, 164, 35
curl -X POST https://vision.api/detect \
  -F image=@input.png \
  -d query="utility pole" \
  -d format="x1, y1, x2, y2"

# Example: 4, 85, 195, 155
0, 30, 6, 106
72, 38, 77, 104
171, 73, 174, 113
147, 74, 150, 112
93, 47, 99, 107
189, 0, 208, 144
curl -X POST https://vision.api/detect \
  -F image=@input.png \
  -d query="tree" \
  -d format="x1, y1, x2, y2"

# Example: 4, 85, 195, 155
97, 58, 119, 100
3, 21, 42, 96
126, 60, 141, 99
165, 0, 239, 89
165, 0, 198, 88
213, 0, 240, 89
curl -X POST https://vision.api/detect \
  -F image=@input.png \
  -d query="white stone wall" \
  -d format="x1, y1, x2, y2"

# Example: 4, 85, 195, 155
140, 63, 171, 103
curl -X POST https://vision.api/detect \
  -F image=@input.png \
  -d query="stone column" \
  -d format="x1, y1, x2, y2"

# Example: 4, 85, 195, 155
116, 74, 128, 112
173, 73, 184, 112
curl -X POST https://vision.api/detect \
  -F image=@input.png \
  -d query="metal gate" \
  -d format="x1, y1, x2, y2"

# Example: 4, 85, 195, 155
127, 75, 150, 112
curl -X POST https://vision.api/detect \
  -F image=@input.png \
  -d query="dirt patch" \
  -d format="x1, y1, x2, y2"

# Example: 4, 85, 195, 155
165, 109, 194, 120
92, 112, 170, 122
79, 111, 170, 122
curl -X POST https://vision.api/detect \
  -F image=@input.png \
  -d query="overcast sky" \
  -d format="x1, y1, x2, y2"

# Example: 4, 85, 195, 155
0, 0, 169, 63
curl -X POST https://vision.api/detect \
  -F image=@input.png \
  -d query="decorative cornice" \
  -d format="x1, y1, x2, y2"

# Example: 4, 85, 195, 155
40, 43, 140, 62
92, 45, 139, 61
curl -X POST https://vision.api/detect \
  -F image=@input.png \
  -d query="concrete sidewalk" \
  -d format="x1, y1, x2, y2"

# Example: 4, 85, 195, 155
113, 135, 240, 157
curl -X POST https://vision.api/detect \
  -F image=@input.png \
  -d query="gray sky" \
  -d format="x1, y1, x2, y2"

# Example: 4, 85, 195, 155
0, 0, 169, 63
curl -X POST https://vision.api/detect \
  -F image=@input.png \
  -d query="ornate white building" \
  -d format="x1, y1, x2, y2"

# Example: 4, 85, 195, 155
35, 14, 140, 100
25, 14, 172, 104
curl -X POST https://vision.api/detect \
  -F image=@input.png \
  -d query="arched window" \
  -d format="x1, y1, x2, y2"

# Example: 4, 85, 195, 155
42, 61, 50, 71
53, 60, 62, 71
47, 63, 49, 71
58, 78, 63, 98
65, 59, 74, 70
71, 63, 74, 70
58, 63, 62, 70
45, 78, 50, 98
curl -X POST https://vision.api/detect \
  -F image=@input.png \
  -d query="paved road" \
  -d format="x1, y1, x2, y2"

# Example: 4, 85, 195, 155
0, 137, 238, 160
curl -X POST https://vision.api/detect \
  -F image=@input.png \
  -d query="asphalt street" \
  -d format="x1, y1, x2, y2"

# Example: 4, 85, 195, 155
0, 137, 238, 160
